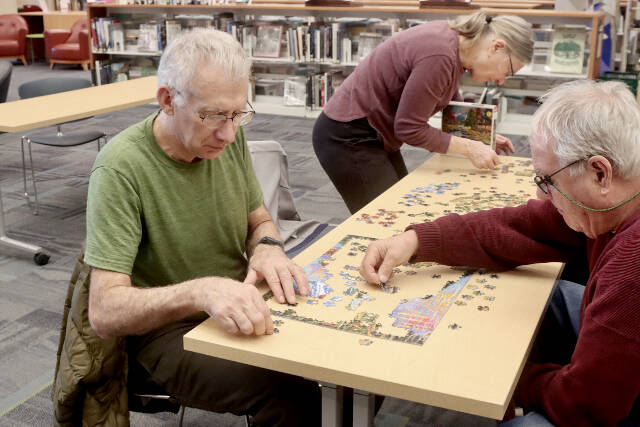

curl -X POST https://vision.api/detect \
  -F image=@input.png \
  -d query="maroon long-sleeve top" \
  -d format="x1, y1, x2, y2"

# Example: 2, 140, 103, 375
323, 21, 464, 153
407, 199, 640, 426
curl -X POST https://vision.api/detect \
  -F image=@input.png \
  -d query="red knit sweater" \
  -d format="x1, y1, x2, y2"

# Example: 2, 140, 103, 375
407, 199, 640, 426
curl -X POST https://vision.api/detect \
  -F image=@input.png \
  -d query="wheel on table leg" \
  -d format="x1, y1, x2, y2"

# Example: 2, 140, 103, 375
34, 252, 50, 266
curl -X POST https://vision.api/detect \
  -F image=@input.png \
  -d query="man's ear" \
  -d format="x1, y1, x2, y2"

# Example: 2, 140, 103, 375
588, 155, 613, 193
157, 85, 174, 115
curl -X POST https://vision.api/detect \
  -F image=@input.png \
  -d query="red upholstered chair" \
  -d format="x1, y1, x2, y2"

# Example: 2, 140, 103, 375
44, 17, 91, 71
0, 15, 28, 66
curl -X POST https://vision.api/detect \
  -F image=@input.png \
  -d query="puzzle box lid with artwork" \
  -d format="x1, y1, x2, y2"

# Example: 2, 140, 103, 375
441, 101, 498, 149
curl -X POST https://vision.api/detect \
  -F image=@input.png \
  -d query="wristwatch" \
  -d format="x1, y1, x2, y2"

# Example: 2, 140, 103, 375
257, 236, 285, 250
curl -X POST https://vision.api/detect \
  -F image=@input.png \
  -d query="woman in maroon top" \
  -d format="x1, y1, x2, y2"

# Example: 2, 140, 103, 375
313, 11, 534, 213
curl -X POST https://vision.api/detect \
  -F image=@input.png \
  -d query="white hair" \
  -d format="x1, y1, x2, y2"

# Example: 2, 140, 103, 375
157, 28, 252, 103
531, 79, 640, 179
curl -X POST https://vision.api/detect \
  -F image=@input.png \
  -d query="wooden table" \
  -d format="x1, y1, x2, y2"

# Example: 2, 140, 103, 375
0, 76, 157, 264
184, 154, 563, 426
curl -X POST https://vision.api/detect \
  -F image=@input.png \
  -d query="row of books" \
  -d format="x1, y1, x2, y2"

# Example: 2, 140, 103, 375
92, 13, 402, 65
91, 16, 168, 52
92, 58, 158, 85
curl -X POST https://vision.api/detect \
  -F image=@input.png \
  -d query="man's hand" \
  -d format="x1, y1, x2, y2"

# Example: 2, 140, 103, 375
244, 244, 310, 305
360, 231, 419, 284
465, 138, 500, 169
495, 133, 515, 155
199, 277, 274, 336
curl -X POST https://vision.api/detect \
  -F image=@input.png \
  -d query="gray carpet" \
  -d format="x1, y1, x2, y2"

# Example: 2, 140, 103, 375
0, 61, 530, 426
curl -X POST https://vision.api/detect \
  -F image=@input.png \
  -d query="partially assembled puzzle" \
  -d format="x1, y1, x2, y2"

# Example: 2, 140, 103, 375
263, 157, 537, 346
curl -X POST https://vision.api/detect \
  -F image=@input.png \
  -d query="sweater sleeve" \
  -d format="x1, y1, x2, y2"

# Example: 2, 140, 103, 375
516, 236, 640, 426
393, 55, 456, 153
406, 199, 586, 270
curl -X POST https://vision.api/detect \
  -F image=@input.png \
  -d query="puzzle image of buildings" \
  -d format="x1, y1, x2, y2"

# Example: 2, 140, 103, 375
263, 157, 536, 346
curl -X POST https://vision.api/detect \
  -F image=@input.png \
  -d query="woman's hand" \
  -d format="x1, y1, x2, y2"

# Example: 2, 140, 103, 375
495, 133, 515, 155
464, 138, 500, 169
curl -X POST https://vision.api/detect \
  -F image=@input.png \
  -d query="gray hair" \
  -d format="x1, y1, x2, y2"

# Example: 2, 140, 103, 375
157, 28, 252, 102
449, 11, 534, 63
531, 79, 640, 179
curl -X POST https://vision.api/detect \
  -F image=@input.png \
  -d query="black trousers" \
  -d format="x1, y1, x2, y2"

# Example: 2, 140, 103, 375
312, 112, 408, 214
128, 313, 321, 427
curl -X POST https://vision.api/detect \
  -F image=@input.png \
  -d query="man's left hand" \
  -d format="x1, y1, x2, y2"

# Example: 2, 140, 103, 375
244, 245, 310, 305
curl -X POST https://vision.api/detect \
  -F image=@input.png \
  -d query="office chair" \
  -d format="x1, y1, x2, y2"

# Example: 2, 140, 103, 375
18, 77, 106, 215
0, 60, 11, 102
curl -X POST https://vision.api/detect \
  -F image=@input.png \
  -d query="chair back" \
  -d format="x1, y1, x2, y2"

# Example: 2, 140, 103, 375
66, 17, 88, 44
0, 60, 11, 103
0, 14, 28, 39
18, 77, 92, 99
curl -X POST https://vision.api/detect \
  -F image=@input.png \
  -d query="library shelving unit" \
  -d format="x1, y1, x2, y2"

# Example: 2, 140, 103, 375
87, 2, 604, 130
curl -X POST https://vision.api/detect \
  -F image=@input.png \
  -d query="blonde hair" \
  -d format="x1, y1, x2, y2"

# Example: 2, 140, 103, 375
449, 11, 534, 63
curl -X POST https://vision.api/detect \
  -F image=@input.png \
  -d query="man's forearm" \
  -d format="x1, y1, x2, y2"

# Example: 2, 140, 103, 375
90, 276, 210, 339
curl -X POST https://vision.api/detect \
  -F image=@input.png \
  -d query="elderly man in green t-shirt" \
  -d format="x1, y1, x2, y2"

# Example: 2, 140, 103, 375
84, 28, 321, 425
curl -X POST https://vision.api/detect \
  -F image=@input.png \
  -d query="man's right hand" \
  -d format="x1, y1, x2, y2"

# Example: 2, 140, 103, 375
200, 278, 274, 336
359, 231, 419, 284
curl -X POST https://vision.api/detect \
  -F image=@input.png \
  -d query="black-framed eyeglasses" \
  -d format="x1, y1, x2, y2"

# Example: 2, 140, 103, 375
533, 158, 586, 195
175, 90, 255, 129
507, 52, 515, 77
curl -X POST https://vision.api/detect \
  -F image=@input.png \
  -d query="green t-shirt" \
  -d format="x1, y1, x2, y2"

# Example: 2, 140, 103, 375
84, 111, 263, 288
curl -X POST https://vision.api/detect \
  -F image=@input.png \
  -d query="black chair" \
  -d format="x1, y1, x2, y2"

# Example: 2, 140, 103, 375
18, 77, 106, 215
0, 60, 11, 102
128, 358, 252, 426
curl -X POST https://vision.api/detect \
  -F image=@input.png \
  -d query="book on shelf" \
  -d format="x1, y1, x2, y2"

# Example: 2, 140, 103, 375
600, 71, 639, 97
548, 26, 586, 74
419, 0, 479, 8
441, 101, 498, 150
254, 25, 283, 58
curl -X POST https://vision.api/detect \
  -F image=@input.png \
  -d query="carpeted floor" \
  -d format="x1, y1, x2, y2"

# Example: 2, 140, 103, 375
0, 61, 531, 426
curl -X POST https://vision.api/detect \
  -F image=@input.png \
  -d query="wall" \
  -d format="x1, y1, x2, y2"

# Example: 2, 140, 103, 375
0, 0, 18, 14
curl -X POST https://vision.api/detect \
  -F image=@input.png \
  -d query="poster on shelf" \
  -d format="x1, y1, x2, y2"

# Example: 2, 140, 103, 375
549, 27, 586, 74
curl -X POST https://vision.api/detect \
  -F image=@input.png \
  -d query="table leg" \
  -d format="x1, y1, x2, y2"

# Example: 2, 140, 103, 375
320, 382, 344, 427
353, 389, 375, 427
0, 185, 49, 265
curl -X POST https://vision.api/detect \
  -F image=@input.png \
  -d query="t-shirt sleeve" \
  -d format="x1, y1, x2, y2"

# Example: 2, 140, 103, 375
236, 126, 264, 213
84, 166, 142, 275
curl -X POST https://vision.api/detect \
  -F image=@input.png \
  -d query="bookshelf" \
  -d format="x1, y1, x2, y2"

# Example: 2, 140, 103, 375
88, 3, 604, 124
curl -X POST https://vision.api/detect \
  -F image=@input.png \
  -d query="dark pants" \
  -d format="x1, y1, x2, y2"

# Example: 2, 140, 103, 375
312, 112, 408, 214
128, 314, 321, 427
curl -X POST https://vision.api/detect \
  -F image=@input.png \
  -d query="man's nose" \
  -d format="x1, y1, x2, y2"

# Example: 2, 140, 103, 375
214, 119, 237, 144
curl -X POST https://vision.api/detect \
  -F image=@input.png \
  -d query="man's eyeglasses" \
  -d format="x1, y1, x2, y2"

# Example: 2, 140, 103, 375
174, 90, 255, 129
507, 52, 515, 77
533, 158, 585, 194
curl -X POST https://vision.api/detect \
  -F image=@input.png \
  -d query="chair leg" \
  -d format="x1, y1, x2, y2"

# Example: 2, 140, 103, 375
20, 56, 27, 66
81, 62, 88, 71
50, 61, 55, 70
20, 137, 39, 215
177, 405, 185, 427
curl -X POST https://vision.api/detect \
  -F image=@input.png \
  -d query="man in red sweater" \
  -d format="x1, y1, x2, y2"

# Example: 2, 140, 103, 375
360, 79, 640, 426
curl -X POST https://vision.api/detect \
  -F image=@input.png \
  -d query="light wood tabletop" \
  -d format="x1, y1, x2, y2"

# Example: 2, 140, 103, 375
0, 76, 158, 134
184, 154, 562, 421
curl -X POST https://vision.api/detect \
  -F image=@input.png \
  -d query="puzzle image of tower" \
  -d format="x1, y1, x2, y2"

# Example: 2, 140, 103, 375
263, 157, 537, 345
